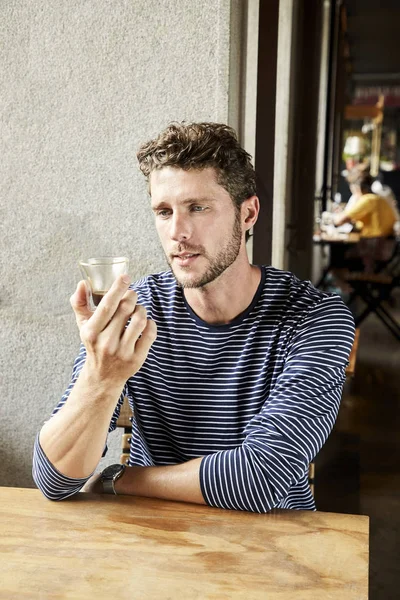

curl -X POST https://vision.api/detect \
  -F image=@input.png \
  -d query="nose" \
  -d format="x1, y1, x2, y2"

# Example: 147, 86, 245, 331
169, 211, 192, 242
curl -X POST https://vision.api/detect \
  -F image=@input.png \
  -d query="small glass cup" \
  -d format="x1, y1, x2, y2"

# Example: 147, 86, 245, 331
78, 256, 130, 311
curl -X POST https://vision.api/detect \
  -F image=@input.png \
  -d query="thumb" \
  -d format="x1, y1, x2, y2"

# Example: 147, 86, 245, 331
70, 280, 93, 327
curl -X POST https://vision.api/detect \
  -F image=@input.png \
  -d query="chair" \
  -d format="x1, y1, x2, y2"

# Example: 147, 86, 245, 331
345, 328, 360, 378
116, 397, 134, 465
308, 462, 315, 497
345, 240, 400, 341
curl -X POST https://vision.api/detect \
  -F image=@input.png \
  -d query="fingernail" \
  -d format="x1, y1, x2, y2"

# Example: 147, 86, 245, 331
122, 275, 130, 284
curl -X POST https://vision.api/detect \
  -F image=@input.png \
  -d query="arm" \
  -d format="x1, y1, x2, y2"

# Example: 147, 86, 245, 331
200, 297, 354, 512
333, 212, 352, 226
32, 275, 157, 499
336, 194, 373, 226
88, 295, 354, 513
115, 458, 205, 504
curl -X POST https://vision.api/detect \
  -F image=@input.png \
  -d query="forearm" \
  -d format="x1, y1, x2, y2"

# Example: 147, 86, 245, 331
34, 275, 156, 498
334, 212, 351, 226
113, 446, 279, 513
39, 364, 124, 479
115, 457, 205, 505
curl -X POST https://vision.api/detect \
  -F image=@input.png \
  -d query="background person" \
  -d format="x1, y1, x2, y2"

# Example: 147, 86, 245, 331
334, 166, 397, 239
334, 165, 397, 274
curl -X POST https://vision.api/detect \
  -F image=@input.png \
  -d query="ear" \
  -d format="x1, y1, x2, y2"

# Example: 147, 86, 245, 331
241, 196, 260, 232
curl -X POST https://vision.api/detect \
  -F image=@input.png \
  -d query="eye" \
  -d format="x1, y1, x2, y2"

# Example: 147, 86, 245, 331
191, 205, 206, 212
156, 208, 172, 218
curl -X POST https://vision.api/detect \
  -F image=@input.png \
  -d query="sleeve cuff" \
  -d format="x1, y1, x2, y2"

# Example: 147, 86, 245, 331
32, 435, 93, 501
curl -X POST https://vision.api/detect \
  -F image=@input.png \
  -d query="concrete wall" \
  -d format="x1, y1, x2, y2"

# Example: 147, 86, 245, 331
0, 0, 239, 487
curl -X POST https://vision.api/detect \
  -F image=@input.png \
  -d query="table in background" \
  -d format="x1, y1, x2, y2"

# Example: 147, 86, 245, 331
0, 487, 369, 599
313, 232, 361, 245
313, 231, 361, 289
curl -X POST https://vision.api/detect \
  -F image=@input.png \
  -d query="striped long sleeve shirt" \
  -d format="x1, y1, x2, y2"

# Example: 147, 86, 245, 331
33, 266, 355, 512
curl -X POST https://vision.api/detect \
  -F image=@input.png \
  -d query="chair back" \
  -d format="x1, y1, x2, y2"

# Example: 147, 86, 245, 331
116, 397, 134, 465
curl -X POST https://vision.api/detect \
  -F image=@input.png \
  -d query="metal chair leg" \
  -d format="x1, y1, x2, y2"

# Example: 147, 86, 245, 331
374, 304, 400, 341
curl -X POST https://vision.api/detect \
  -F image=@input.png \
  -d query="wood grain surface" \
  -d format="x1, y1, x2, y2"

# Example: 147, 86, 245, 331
0, 487, 369, 599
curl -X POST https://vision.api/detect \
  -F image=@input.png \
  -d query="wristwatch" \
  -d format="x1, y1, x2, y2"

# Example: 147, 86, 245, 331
100, 464, 126, 495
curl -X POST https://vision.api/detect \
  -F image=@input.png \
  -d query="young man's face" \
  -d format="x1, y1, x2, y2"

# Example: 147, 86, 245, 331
150, 166, 245, 288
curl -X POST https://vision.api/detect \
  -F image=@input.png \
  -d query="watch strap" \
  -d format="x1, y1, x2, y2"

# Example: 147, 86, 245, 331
101, 464, 126, 495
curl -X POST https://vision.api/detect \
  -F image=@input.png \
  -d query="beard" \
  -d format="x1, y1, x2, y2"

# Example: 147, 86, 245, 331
167, 210, 243, 289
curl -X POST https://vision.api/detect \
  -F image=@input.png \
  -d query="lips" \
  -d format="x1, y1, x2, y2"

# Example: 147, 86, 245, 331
173, 253, 200, 266
176, 253, 197, 259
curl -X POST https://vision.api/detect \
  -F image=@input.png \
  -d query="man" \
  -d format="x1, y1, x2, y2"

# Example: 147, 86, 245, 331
33, 122, 355, 512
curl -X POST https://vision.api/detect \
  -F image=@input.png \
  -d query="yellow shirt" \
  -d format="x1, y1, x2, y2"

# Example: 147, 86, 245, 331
344, 193, 396, 238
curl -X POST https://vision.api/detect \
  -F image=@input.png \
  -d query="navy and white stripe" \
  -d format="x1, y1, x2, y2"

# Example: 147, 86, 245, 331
32, 435, 91, 501
33, 266, 355, 512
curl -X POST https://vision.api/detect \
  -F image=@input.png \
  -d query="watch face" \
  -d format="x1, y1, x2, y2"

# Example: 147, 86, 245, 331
101, 464, 124, 480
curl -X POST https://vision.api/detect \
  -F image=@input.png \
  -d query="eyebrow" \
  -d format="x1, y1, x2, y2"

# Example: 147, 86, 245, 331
151, 197, 215, 211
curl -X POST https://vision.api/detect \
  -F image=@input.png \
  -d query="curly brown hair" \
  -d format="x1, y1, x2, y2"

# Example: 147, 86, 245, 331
136, 122, 256, 208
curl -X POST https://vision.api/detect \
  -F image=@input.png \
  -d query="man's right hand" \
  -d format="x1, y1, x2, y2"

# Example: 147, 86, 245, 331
70, 275, 157, 387
37, 274, 156, 482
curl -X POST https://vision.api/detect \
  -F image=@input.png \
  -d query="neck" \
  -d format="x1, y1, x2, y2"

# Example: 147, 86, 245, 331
182, 255, 262, 325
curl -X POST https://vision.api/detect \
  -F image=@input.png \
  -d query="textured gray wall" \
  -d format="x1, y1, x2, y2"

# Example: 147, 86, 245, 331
0, 0, 236, 487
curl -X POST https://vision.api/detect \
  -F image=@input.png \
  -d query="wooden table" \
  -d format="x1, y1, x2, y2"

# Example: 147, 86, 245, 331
313, 232, 361, 245
313, 231, 362, 290
0, 487, 369, 599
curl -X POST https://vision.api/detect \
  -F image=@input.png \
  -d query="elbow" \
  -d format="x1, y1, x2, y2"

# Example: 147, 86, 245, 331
34, 483, 65, 502
32, 466, 58, 501
32, 464, 82, 501
200, 449, 280, 513
32, 441, 86, 501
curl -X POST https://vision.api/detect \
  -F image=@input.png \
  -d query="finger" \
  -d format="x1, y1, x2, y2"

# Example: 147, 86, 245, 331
70, 281, 93, 328
121, 316, 157, 359
104, 290, 141, 342
118, 304, 149, 350
87, 274, 132, 333
132, 319, 157, 363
